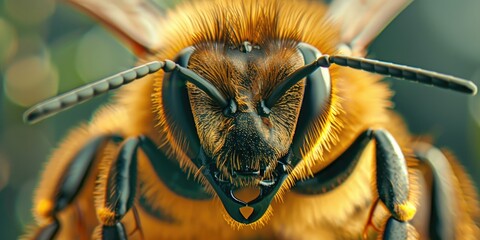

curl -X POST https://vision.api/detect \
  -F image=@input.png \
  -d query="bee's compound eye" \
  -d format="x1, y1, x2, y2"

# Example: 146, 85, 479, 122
223, 99, 238, 117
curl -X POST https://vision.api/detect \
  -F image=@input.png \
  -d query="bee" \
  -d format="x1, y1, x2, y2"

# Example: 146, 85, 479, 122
24, 0, 480, 239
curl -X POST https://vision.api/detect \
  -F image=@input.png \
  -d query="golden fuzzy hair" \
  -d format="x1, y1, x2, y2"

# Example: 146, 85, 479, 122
27, 0, 480, 237
149, 0, 339, 184
118, 0, 403, 228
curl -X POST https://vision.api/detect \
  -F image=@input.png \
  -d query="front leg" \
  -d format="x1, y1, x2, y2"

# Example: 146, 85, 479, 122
94, 135, 211, 240
373, 129, 417, 239
29, 134, 117, 240
94, 137, 139, 240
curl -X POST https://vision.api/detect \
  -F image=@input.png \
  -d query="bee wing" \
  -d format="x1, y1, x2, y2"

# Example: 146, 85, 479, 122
67, 0, 164, 55
327, 0, 412, 56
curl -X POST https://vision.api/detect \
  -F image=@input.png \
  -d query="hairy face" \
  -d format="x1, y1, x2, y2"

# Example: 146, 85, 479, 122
186, 42, 305, 186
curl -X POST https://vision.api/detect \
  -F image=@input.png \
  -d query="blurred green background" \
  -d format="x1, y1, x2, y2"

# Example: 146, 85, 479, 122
0, 0, 479, 238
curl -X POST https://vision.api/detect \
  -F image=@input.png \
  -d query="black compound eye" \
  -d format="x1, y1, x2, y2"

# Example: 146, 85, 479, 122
162, 47, 200, 159
290, 42, 331, 158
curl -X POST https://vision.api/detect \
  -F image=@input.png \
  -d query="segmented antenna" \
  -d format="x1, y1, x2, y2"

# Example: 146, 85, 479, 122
23, 61, 164, 124
175, 65, 228, 108
266, 60, 322, 108
25, 54, 477, 124
266, 54, 477, 108
323, 55, 478, 95
23, 60, 227, 124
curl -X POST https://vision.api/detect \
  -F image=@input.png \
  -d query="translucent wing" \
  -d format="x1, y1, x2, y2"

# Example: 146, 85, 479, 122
327, 0, 412, 56
67, 0, 164, 56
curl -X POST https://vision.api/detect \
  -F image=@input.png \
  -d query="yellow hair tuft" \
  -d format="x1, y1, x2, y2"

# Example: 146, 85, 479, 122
395, 201, 417, 221
97, 207, 116, 226
35, 199, 53, 218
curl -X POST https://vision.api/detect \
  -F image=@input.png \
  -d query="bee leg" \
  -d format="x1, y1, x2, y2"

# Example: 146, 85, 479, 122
383, 218, 417, 239
32, 135, 117, 240
373, 129, 417, 239
95, 137, 139, 240
30, 219, 60, 240
413, 143, 458, 240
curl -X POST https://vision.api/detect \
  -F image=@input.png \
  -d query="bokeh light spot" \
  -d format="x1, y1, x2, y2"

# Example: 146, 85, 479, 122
50, 31, 88, 91
0, 153, 11, 191
0, 18, 18, 66
16, 34, 50, 59
75, 26, 135, 83
15, 179, 36, 228
4, 0, 56, 26
3, 55, 59, 107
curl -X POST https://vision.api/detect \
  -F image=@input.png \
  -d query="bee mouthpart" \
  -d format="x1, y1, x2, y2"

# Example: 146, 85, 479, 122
232, 169, 261, 177
195, 148, 298, 224
259, 179, 275, 187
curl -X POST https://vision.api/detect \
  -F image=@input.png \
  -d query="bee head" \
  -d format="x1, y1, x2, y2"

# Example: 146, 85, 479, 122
162, 41, 330, 185
188, 41, 306, 186
161, 41, 331, 223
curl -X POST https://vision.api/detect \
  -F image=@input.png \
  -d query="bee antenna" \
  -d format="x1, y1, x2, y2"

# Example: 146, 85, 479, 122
23, 60, 228, 124
265, 60, 324, 108
175, 65, 229, 108
266, 53, 476, 110
23, 61, 165, 124
325, 55, 478, 95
